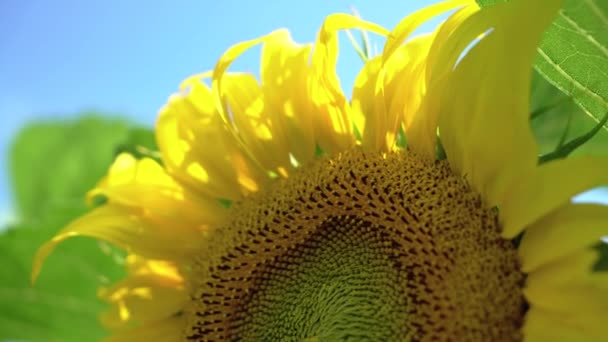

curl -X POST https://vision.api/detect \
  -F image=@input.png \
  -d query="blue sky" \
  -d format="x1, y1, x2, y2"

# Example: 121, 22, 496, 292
1, 0, 446, 222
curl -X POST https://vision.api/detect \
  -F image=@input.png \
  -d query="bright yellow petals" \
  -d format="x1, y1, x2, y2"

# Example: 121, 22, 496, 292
382, 0, 473, 67
211, 29, 286, 122
99, 257, 187, 329
501, 156, 608, 238
352, 36, 434, 152
524, 251, 608, 338
437, 0, 561, 209
90, 153, 227, 227
353, 0, 479, 158
32, 204, 204, 283
157, 78, 269, 200
126, 255, 183, 283
351, 56, 387, 150
406, 5, 478, 158
311, 14, 388, 154
210, 29, 317, 175
525, 250, 607, 292
351, 35, 434, 152
518, 203, 608, 272
260, 31, 317, 165
382, 36, 434, 154
220, 73, 292, 174
523, 308, 606, 342
417, 9, 492, 161
423, 4, 478, 83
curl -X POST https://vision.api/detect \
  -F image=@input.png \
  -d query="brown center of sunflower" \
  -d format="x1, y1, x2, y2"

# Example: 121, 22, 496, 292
186, 149, 525, 341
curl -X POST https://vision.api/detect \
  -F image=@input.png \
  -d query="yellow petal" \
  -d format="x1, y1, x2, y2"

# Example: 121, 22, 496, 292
99, 273, 187, 328
502, 156, 608, 238
157, 82, 269, 200
519, 203, 608, 272
221, 73, 292, 174
381, 0, 473, 66
406, 5, 478, 157
525, 282, 608, 318
423, 4, 478, 83
260, 30, 317, 165
211, 29, 287, 123
125, 255, 183, 283
211, 29, 316, 175
526, 250, 606, 286
525, 250, 608, 316
523, 307, 606, 342
311, 14, 388, 154
32, 205, 204, 283
351, 55, 390, 150
90, 153, 227, 227
352, 35, 436, 152
383, 35, 437, 154
103, 315, 185, 342
438, 0, 561, 211
525, 250, 608, 290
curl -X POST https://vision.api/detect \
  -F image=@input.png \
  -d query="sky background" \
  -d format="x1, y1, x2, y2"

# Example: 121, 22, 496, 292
1, 0, 449, 223
1, 0, 607, 225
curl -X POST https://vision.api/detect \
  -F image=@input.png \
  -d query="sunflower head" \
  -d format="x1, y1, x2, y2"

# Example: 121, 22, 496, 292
33, 0, 608, 340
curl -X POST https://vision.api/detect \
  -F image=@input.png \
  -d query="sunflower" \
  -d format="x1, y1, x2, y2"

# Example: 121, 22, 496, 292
33, 0, 608, 340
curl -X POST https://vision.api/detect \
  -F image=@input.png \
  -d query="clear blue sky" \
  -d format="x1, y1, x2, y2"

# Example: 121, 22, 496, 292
1, 0, 606, 223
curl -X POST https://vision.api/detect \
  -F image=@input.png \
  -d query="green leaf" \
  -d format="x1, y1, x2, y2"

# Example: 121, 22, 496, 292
594, 239, 608, 272
0, 214, 125, 342
114, 127, 161, 163
1, 114, 156, 341
477, 0, 608, 139
530, 71, 608, 158
9, 114, 131, 220
535, 0, 608, 130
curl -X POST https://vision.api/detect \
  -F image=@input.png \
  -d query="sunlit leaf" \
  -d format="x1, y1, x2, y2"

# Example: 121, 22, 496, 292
0, 114, 152, 341
9, 115, 130, 220
478, 0, 608, 142
530, 71, 608, 158
0, 214, 125, 342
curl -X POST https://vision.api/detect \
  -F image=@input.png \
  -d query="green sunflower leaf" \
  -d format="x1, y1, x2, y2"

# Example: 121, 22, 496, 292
0, 114, 150, 341
594, 240, 608, 272
476, 0, 608, 138
0, 216, 125, 342
534, 0, 608, 130
530, 71, 608, 157
9, 114, 130, 220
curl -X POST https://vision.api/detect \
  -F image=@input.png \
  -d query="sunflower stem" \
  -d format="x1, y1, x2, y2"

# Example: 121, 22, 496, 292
538, 111, 608, 164
554, 108, 574, 149
529, 95, 575, 121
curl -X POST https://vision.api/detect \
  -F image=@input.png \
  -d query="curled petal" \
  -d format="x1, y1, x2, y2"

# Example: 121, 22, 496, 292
157, 81, 269, 200
90, 153, 227, 227
311, 14, 388, 154
32, 205, 205, 283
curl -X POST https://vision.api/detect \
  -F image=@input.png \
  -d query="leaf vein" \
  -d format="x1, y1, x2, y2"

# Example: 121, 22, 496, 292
537, 48, 608, 108
558, 10, 608, 58
585, 0, 608, 27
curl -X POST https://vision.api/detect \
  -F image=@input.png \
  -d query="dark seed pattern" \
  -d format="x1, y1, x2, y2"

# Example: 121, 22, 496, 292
185, 149, 525, 341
